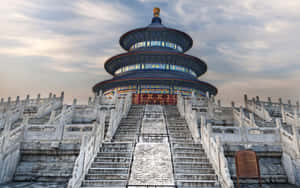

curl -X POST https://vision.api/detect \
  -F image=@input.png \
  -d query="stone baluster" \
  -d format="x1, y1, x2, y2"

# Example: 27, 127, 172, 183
281, 104, 286, 123
48, 111, 56, 124
249, 113, 255, 127
275, 118, 282, 142
244, 94, 248, 109
0, 98, 4, 106
296, 101, 299, 113
217, 100, 221, 108
292, 109, 300, 155
239, 106, 245, 127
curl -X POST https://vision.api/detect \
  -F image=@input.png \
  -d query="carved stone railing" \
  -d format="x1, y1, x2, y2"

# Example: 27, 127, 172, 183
105, 93, 132, 141
0, 92, 64, 114
281, 107, 300, 128
200, 116, 234, 188
245, 99, 272, 122
0, 117, 26, 183
232, 108, 257, 128
211, 125, 281, 145
36, 97, 63, 118
67, 110, 106, 188
177, 94, 201, 142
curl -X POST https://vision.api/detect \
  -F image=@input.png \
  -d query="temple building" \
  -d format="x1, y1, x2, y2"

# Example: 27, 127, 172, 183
0, 7, 299, 188
93, 8, 217, 101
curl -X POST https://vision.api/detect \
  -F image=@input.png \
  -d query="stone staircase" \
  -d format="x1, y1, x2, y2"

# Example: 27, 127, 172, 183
165, 105, 220, 188
13, 142, 80, 185
81, 105, 143, 187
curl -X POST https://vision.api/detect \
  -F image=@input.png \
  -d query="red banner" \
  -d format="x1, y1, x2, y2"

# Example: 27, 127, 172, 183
132, 94, 177, 105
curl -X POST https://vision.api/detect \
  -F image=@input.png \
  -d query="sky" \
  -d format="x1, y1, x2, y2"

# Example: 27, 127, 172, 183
0, 0, 299, 105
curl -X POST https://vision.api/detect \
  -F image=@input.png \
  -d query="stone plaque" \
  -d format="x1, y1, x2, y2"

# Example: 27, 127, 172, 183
235, 150, 262, 188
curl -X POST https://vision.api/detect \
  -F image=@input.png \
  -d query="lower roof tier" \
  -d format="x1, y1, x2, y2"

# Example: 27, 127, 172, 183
92, 77, 217, 96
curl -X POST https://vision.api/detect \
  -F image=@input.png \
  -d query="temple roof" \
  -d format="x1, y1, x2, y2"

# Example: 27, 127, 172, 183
104, 51, 207, 77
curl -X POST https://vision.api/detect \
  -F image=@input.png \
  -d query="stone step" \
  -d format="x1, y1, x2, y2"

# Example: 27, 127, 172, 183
175, 162, 212, 169
94, 157, 131, 163
91, 162, 130, 168
173, 147, 205, 153
97, 152, 132, 158
85, 173, 128, 180
176, 173, 217, 180
172, 143, 203, 148
20, 155, 77, 162
81, 179, 127, 187
175, 168, 215, 174
174, 152, 207, 158
88, 168, 129, 174
174, 157, 209, 163
13, 174, 70, 182
176, 180, 218, 187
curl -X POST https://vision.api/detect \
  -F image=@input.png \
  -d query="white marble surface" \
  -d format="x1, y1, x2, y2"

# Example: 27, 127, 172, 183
129, 143, 174, 186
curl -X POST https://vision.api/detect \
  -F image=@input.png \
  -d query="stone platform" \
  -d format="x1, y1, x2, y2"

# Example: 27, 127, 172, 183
0, 182, 67, 188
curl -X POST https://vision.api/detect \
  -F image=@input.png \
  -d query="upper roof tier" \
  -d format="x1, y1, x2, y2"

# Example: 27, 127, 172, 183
119, 8, 193, 53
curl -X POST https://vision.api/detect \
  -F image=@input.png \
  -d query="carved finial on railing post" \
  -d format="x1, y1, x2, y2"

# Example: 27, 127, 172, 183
25, 95, 30, 105
288, 100, 292, 107
279, 98, 282, 105
37, 93, 41, 104
231, 101, 235, 108
0, 98, 4, 105
244, 94, 248, 109
60, 91, 64, 102
281, 104, 286, 123
256, 96, 260, 104
7, 96, 11, 105
72, 99, 77, 107
268, 97, 272, 104
53, 94, 56, 99
88, 97, 92, 105
296, 101, 299, 113
239, 106, 244, 127
99, 90, 103, 96
217, 100, 221, 108
49, 92, 52, 99
16, 96, 20, 104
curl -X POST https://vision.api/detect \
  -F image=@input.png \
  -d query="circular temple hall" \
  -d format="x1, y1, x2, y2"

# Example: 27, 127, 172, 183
93, 8, 217, 103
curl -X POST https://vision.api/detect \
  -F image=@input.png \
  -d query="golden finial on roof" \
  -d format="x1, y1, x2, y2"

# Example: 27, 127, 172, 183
153, 7, 160, 17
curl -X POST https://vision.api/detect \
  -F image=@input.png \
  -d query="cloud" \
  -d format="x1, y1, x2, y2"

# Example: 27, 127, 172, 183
0, 0, 299, 104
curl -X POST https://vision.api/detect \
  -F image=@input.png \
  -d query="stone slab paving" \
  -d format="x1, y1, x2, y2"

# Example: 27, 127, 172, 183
237, 184, 300, 188
129, 143, 174, 185
0, 182, 67, 188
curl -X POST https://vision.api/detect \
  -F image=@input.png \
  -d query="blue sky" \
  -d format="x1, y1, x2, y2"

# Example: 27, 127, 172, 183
0, 0, 299, 105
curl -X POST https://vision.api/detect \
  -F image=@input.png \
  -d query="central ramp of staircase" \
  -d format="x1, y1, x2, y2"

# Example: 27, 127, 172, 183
128, 105, 174, 186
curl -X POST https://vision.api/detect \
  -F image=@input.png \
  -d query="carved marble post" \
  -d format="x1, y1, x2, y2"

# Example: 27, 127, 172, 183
244, 94, 248, 109
249, 113, 255, 127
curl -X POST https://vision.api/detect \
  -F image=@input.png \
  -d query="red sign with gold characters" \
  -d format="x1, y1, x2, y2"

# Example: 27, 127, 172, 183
132, 94, 177, 105
235, 150, 262, 188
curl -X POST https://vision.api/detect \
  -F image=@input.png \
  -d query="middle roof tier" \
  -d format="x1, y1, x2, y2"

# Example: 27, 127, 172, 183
104, 51, 207, 77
